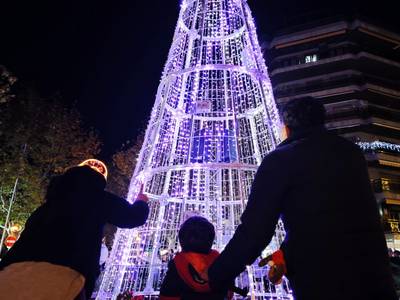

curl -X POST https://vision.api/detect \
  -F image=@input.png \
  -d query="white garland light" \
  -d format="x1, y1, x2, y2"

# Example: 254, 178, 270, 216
97, 1, 289, 299
357, 141, 400, 153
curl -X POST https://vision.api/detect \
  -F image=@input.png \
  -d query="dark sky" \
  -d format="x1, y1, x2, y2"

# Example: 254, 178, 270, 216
1, 0, 397, 158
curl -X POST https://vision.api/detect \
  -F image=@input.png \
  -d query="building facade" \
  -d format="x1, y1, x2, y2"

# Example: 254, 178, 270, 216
266, 17, 400, 249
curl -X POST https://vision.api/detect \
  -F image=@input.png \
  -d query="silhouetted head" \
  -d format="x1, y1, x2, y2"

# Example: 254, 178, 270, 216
281, 96, 326, 136
178, 216, 215, 254
46, 166, 106, 203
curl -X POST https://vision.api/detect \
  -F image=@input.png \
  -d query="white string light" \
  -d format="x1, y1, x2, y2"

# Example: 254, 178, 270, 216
357, 141, 400, 153
97, 1, 289, 299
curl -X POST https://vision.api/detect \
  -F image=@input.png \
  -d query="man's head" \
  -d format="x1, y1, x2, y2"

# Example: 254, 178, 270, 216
178, 216, 215, 254
46, 166, 106, 203
281, 96, 326, 137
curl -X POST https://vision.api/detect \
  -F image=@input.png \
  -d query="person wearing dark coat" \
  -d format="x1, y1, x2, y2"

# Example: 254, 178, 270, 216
207, 97, 396, 300
0, 165, 149, 299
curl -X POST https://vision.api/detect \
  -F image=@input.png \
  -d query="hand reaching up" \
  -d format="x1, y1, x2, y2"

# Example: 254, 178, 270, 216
136, 183, 149, 203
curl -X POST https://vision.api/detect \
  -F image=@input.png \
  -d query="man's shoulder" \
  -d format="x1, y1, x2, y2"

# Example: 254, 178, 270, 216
267, 131, 364, 166
278, 131, 361, 152
272, 137, 304, 157
324, 133, 364, 154
258, 146, 292, 172
263, 146, 288, 161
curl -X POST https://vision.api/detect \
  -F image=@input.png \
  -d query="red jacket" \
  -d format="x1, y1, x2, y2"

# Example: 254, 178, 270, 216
160, 250, 232, 300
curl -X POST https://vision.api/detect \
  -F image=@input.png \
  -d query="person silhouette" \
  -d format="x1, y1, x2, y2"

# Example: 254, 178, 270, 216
207, 97, 396, 300
0, 164, 149, 299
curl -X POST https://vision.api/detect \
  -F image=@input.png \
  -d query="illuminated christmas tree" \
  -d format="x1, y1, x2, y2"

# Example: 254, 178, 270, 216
97, 0, 291, 298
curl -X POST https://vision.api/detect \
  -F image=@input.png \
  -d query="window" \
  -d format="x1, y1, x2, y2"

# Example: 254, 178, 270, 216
305, 54, 318, 63
382, 178, 390, 191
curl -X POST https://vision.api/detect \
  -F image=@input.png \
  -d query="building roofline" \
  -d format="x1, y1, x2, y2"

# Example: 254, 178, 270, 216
272, 14, 351, 36
269, 16, 400, 49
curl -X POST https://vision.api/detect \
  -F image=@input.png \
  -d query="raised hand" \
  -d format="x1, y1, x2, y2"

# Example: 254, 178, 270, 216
136, 183, 149, 203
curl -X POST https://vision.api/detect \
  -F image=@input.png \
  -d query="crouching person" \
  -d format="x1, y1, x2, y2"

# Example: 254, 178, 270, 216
0, 162, 149, 300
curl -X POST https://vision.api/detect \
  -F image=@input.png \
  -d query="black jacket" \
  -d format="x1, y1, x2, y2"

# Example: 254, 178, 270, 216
209, 128, 396, 300
0, 166, 149, 296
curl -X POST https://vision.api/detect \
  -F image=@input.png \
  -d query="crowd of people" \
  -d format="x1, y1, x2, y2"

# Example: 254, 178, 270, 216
0, 97, 397, 300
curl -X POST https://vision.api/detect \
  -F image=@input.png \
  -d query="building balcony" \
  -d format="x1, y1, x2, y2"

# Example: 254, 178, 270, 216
269, 52, 400, 84
272, 70, 400, 99
373, 179, 400, 194
384, 218, 400, 234
325, 116, 400, 136
373, 178, 400, 205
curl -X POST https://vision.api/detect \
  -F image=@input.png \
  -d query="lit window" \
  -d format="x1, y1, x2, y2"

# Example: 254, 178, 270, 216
382, 178, 390, 191
305, 54, 318, 63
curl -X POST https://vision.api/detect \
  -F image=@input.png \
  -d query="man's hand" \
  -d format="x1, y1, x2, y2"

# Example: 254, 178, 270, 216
268, 263, 285, 285
258, 255, 273, 267
258, 251, 286, 285
136, 183, 149, 203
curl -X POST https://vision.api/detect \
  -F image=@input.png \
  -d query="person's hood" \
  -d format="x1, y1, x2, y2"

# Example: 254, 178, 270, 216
46, 166, 106, 204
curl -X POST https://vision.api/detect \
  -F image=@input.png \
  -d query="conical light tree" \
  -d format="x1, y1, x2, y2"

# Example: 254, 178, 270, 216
97, 0, 291, 298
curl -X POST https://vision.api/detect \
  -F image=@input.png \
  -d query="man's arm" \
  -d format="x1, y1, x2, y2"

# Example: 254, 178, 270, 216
104, 191, 149, 228
208, 151, 289, 289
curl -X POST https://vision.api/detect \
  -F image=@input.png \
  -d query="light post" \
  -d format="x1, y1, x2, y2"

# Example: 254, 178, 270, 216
0, 144, 26, 256
0, 177, 19, 255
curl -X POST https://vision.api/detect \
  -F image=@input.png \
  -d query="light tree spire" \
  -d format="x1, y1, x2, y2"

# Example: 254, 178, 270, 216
97, 1, 291, 298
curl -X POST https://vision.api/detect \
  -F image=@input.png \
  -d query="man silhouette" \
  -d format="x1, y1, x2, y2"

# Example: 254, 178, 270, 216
208, 97, 396, 300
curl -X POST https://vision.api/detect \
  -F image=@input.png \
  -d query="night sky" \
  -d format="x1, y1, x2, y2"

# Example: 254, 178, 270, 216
1, 0, 397, 158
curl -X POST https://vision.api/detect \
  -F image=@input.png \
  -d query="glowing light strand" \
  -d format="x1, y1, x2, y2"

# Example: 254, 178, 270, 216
357, 141, 400, 153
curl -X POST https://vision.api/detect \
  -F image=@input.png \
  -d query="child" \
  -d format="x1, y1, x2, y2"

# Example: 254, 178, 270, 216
160, 216, 233, 300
